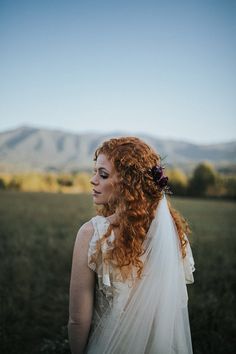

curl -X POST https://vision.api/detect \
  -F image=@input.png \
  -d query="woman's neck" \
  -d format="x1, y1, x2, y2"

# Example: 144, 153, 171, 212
106, 212, 119, 226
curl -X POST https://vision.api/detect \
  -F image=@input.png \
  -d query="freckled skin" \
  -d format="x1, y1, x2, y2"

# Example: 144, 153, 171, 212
90, 154, 119, 206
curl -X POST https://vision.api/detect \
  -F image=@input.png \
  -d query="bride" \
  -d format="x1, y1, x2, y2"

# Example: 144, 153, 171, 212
68, 136, 195, 354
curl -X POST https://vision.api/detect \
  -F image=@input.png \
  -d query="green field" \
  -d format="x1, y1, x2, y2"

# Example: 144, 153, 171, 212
0, 191, 235, 354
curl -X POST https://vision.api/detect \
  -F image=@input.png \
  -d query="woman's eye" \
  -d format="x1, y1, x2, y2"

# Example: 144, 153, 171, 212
92, 170, 108, 179
100, 174, 108, 179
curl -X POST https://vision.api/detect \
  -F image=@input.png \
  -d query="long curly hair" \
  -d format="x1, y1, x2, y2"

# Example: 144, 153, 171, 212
91, 137, 190, 281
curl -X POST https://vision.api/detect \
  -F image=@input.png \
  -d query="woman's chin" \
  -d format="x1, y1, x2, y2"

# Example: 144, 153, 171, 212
92, 196, 104, 205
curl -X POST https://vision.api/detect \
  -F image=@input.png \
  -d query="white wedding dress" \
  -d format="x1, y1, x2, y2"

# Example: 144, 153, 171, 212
85, 195, 195, 354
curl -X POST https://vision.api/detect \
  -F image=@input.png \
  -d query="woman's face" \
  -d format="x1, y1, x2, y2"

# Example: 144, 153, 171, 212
90, 153, 119, 205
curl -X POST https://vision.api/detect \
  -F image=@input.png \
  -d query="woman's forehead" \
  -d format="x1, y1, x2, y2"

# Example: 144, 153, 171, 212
95, 154, 114, 171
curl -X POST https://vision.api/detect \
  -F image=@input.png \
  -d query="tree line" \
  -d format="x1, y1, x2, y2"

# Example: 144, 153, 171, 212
0, 162, 235, 198
167, 162, 236, 198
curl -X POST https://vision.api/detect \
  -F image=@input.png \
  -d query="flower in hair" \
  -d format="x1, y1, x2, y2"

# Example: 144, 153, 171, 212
150, 165, 169, 191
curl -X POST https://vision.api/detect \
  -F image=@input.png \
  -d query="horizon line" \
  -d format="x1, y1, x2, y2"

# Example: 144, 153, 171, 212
0, 123, 235, 146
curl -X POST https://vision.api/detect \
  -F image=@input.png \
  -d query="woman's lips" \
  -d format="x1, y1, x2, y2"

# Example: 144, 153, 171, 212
92, 189, 101, 196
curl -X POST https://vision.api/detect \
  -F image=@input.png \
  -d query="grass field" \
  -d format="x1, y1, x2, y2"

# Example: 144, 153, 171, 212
0, 191, 235, 354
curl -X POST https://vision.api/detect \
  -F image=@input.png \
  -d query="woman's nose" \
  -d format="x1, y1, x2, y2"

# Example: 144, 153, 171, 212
90, 174, 98, 185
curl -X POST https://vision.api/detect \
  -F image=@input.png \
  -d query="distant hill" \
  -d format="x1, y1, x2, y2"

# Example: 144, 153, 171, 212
0, 125, 235, 173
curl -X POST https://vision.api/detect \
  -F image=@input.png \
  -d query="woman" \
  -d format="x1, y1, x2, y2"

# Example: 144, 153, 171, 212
68, 137, 195, 354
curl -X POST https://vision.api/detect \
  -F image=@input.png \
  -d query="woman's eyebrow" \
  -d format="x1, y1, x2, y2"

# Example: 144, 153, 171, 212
94, 167, 110, 173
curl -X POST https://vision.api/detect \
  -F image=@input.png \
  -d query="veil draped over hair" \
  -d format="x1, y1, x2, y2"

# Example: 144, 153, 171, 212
85, 194, 195, 354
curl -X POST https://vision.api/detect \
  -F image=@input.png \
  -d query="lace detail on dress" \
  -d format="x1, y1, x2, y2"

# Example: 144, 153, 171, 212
88, 216, 117, 307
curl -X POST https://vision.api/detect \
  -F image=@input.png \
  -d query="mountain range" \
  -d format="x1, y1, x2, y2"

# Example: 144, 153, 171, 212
0, 125, 235, 173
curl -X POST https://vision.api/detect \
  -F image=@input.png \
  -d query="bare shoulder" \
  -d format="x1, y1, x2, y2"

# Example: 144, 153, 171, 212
72, 220, 95, 265
78, 220, 94, 236
75, 220, 94, 247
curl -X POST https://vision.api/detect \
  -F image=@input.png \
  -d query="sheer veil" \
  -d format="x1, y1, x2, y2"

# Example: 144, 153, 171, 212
86, 194, 195, 354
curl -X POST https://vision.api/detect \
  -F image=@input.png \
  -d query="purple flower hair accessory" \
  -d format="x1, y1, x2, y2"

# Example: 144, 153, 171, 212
150, 165, 169, 191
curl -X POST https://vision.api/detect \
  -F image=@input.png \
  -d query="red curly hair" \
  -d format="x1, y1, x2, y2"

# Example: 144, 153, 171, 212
91, 137, 190, 281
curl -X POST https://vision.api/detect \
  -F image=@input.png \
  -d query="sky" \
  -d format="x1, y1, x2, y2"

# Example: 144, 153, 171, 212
0, 0, 235, 144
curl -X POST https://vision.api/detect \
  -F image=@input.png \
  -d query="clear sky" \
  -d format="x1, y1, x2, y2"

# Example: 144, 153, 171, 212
0, 0, 235, 144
